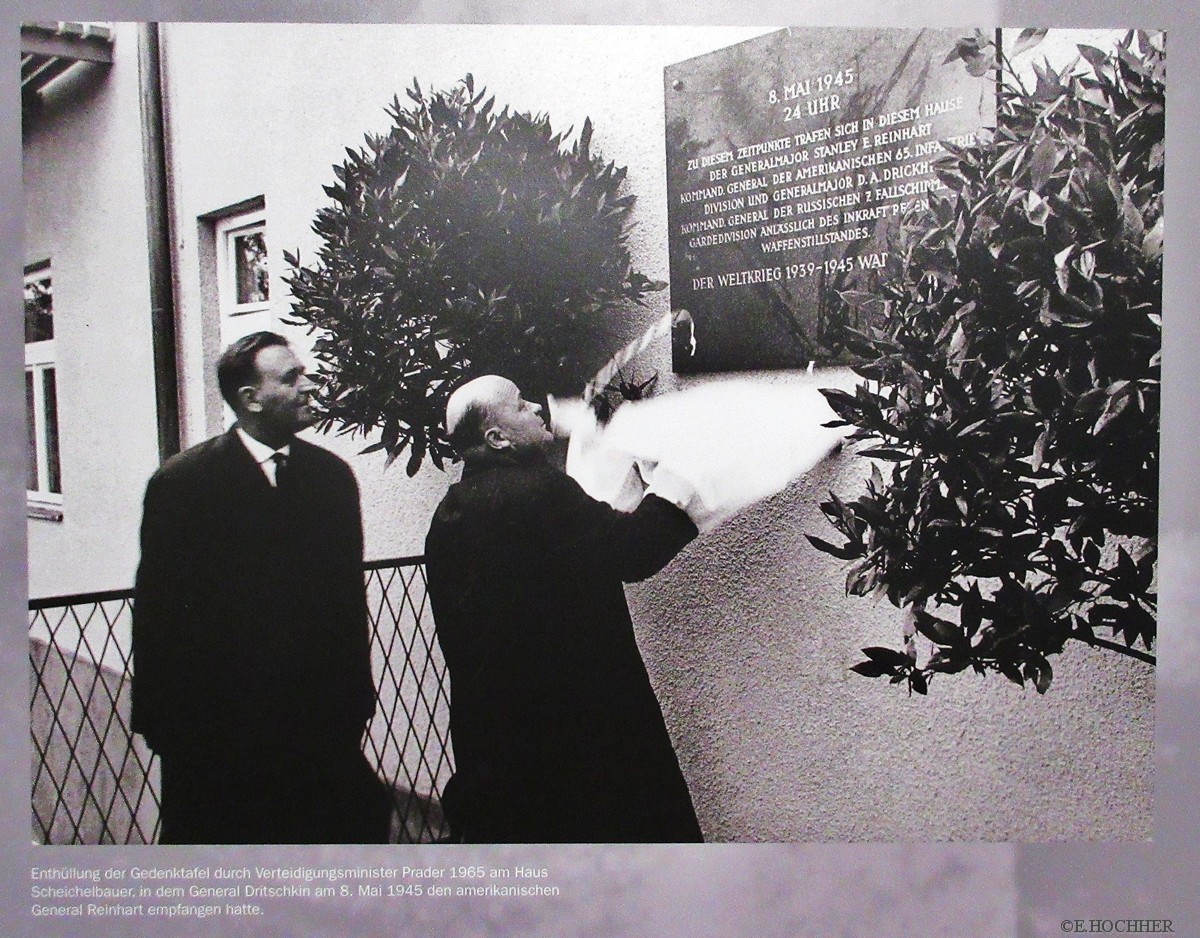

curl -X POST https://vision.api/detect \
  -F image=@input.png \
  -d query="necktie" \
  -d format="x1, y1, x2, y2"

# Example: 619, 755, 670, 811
271, 452, 288, 490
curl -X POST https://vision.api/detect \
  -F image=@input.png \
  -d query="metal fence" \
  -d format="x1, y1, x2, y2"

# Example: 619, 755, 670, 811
29, 556, 452, 845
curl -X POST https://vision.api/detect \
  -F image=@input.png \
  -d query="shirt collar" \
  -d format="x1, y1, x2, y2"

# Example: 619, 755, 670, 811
235, 426, 290, 465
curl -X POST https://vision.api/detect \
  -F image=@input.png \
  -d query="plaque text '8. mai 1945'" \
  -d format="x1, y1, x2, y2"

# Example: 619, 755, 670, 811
666, 28, 994, 373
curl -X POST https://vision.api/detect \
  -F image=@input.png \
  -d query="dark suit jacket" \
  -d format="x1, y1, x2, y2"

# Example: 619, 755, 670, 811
131, 428, 375, 761
425, 449, 702, 843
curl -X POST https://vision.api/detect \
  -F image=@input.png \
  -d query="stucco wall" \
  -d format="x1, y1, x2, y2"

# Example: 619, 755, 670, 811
157, 23, 1152, 840
23, 22, 162, 604
629, 447, 1154, 841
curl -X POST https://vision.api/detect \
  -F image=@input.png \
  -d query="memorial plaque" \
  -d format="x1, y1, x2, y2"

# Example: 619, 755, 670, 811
666, 28, 996, 373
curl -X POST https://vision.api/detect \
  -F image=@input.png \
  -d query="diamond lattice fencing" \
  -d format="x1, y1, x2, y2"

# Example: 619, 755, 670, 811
29, 557, 452, 844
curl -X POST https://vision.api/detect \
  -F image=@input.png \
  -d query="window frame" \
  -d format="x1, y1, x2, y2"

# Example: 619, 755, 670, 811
24, 261, 63, 521
214, 207, 271, 317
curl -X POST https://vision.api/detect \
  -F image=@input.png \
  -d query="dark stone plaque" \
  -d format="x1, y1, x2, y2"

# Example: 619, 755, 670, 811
666, 28, 996, 373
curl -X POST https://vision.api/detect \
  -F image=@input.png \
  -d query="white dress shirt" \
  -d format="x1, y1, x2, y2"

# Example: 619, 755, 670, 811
236, 427, 291, 487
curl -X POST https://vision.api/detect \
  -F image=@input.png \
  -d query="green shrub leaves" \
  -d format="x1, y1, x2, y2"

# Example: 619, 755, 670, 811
285, 76, 664, 474
812, 31, 1163, 694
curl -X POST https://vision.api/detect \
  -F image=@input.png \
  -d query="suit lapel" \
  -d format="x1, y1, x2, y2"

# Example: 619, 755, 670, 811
220, 426, 275, 493
280, 439, 320, 498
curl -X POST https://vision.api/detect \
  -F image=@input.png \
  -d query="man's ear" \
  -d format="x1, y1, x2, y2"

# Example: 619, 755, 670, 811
483, 425, 509, 450
238, 385, 262, 414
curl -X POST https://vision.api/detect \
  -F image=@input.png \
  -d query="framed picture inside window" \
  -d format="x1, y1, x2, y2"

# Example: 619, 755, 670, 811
214, 208, 270, 317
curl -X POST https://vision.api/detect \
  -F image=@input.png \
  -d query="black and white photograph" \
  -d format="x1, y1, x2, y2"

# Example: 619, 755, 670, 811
5, 2, 1198, 936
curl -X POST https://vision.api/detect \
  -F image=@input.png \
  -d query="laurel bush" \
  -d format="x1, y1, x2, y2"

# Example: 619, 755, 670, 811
811, 31, 1163, 693
285, 76, 664, 474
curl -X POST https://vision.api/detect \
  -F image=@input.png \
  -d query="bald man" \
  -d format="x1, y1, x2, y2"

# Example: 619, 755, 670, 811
425, 376, 703, 843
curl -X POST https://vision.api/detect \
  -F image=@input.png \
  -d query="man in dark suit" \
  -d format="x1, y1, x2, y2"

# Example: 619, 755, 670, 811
425, 375, 703, 842
131, 331, 389, 844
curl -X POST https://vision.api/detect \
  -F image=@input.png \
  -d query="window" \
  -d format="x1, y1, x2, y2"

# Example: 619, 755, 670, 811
25, 261, 62, 519
197, 198, 278, 434
215, 207, 270, 317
